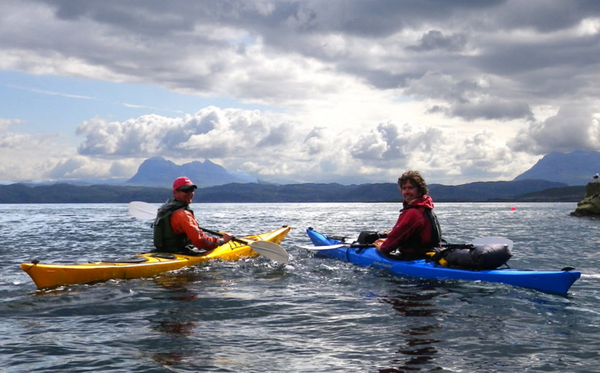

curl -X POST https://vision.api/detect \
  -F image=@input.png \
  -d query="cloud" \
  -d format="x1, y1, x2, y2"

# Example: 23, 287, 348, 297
15, 86, 94, 100
408, 72, 535, 121
8, 0, 595, 112
2, 1, 600, 184
0, 102, 535, 185
76, 106, 295, 159
44, 156, 97, 179
0, 117, 137, 182
349, 121, 443, 163
0, 123, 77, 181
450, 100, 533, 121
509, 103, 600, 155
0, 118, 22, 131
407, 30, 468, 52
0, 132, 33, 149
42, 156, 139, 180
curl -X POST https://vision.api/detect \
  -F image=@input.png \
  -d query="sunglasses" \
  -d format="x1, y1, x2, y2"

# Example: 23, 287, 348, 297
177, 188, 196, 194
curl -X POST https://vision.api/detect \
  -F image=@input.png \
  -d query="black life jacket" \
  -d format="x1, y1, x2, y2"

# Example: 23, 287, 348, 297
401, 205, 442, 254
153, 199, 194, 253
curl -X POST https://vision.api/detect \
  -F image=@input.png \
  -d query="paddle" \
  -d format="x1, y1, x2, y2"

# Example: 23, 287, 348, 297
300, 243, 366, 251
301, 237, 514, 251
128, 201, 289, 264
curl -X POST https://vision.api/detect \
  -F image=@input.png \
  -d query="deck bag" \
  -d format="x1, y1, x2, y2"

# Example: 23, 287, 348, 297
356, 231, 388, 245
443, 244, 512, 270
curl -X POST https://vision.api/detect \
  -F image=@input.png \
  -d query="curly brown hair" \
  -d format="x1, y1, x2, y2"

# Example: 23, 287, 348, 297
398, 170, 428, 196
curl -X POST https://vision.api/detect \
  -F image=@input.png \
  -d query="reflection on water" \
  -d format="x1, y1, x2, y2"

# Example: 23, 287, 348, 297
380, 287, 444, 317
149, 270, 202, 368
379, 286, 444, 372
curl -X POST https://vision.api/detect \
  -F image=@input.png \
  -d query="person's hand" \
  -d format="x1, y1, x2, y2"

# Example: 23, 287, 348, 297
221, 233, 234, 243
373, 238, 385, 250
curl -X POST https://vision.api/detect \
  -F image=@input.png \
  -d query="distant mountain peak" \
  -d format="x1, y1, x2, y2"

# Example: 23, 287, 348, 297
513, 150, 600, 186
126, 158, 257, 188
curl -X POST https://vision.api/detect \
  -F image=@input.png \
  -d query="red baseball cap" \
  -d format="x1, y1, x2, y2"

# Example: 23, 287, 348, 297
172, 176, 197, 192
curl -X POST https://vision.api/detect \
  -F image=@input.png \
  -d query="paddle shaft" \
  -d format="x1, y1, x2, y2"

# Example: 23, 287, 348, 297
199, 226, 253, 245
202, 226, 289, 263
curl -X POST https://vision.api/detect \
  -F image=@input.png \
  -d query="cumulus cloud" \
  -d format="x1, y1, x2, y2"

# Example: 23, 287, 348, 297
0, 117, 139, 182
349, 121, 442, 163
44, 156, 98, 179
76, 106, 295, 160
509, 103, 600, 155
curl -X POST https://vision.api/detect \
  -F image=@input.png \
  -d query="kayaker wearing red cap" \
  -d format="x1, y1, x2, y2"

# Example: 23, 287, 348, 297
375, 170, 442, 258
153, 176, 233, 254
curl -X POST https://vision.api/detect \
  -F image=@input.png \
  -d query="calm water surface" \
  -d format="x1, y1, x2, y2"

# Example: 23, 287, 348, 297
1, 202, 599, 372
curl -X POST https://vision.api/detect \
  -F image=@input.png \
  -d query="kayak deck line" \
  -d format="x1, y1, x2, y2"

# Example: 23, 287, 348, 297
21, 226, 291, 290
305, 228, 581, 295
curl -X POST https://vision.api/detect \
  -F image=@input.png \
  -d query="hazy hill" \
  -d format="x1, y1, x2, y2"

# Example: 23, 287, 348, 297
428, 179, 567, 201
195, 180, 569, 203
507, 186, 586, 202
0, 183, 167, 203
513, 150, 600, 185
126, 156, 257, 188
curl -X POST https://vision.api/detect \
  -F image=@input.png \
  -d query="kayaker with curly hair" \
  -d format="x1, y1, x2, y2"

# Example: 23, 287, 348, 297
153, 176, 233, 254
375, 170, 442, 258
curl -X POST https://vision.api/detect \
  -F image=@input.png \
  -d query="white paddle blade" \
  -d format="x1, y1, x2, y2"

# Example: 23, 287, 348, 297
129, 201, 158, 220
299, 244, 350, 251
471, 236, 514, 251
250, 241, 289, 264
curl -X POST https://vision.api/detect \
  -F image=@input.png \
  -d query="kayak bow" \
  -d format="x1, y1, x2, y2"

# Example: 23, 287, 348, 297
305, 227, 580, 295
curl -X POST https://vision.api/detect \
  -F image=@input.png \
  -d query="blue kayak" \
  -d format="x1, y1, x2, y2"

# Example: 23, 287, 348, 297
306, 228, 581, 295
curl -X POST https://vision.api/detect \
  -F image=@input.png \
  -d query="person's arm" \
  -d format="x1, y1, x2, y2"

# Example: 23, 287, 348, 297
170, 210, 228, 250
378, 209, 425, 253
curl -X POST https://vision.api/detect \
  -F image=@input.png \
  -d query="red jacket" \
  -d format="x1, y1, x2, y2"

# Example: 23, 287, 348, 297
379, 195, 437, 255
170, 209, 223, 250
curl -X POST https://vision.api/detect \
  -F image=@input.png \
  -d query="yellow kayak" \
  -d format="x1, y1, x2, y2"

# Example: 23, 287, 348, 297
21, 226, 291, 289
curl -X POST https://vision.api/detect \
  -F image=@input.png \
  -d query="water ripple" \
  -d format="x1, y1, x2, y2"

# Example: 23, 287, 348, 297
1, 203, 599, 372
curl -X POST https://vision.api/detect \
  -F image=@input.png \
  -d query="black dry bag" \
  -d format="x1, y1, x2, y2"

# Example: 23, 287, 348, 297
444, 244, 512, 270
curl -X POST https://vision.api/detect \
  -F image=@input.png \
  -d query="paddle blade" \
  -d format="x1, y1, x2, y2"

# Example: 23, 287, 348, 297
129, 201, 158, 220
471, 236, 514, 251
250, 241, 289, 264
300, 244, 350, 251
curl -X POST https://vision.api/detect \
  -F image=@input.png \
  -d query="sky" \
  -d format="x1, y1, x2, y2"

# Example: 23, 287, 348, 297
2, 0, 600, 186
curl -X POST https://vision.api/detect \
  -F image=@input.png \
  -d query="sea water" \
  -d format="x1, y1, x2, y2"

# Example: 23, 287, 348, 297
0, 202, 599, 372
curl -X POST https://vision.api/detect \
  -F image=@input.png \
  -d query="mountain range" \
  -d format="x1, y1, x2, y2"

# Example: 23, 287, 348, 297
2, 150, 597, 203
0, 179, 584, 203
124, 150, 599, 188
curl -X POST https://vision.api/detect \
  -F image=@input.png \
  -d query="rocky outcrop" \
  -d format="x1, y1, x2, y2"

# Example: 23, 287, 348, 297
571, 182, 600, 216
